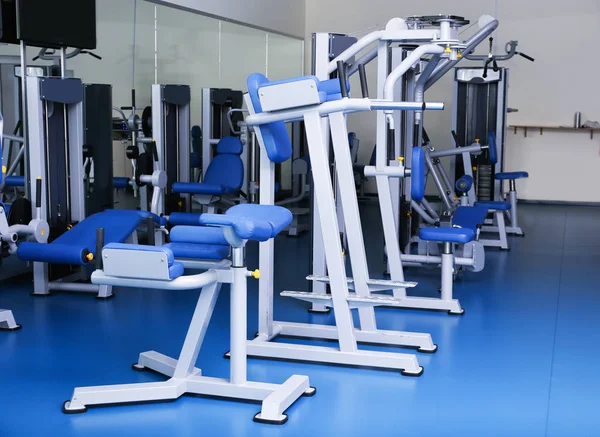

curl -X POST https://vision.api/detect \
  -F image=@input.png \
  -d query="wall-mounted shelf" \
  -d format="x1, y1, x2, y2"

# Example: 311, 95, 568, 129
510, 125, 600, 140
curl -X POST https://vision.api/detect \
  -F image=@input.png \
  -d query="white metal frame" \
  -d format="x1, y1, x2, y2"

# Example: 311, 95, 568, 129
0, 309, 20, 330
64, 243, 313, 424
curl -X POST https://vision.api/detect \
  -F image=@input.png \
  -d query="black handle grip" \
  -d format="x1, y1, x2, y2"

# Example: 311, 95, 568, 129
96, 227, 105, 269
451, 130, 461, 147
84, 51, 102, 60
483, 58, 492, 79
146, 217, 155, 246
131, 89, 136, 109
336, 60, 349, 98
151, 141, 159, 162
120, 106, 133, 111
35, 178, 42, 208
422, 128, 431, 144
492, 59, 499, 72
358, 64, 369, 98
518, 52, 535, 62
32, 55, 40, 61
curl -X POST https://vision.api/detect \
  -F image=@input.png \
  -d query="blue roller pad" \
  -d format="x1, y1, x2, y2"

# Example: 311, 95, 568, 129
495, 171, 529, 180
247, 74, 294, 164
411, 147, 426, 201
455, 175, 474, 193
18, 210, 159, 265
103, 243, 183, 279
475, 201, 511, 211
165, 242, 229, 261
4, 176, 25, 187
452, 206, 488, 231
170, 226, 228, 246
200, 204, 293, 241
488, 132, 498, 164
172, 182, 226, 195
420, 227, 475, 244
169, 212, 203, 226
113, 177, 130, 189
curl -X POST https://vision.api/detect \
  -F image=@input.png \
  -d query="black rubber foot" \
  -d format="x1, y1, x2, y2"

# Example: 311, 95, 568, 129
500, 247, 511, 251
95, 293, 115, 300
308, 308, 331, 314
0, 324, 22, 331
448, 309, 466, 316
30, 292, 53, 297
418, 344, 438, 354
62, 400, 87, 415
223, 351, 231, 359
302, 386, 317, 397
401, 366, 424, 377
131, 363, 146, 372
253, 412, 288, 425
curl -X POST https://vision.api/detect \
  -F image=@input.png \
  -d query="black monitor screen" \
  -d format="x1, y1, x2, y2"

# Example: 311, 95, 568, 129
0, 0, 19, 45
17, 0, 96, 49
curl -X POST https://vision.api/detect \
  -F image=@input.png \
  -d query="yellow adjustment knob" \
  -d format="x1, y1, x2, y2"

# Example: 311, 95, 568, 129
454, 197, 458, 201
444, 45, 452, 53
407, 212, 412, 217
251, 269, 260, 279
473, 166, 477, 171
342, 251, 346, 257
86, 253, 94, 261
178, 201, 183, 207
40, 229, 45, 236
475, 138, 480, 143
397, 157, 405, 162
2, 165, 6, 174
457, 52, 463, 59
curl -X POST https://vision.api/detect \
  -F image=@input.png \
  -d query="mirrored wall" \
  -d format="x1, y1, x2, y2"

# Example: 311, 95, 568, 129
0, 0, 304, 127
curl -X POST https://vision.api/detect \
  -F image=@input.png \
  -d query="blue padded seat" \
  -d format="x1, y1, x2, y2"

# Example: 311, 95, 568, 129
200, 204, 293, 242
18, 210, 161, 265
104, 243, 184, 279
495, 171, 529, 180
419, 227, 476, 244
488, 132, 498, 164
452, 206, 488, 231
4, 175, 25, 187
170, 226, 228, 246
172, 136, 243, 196
113, 177, 130, 189
475, 201, 511, 211
411, 146, 426, 201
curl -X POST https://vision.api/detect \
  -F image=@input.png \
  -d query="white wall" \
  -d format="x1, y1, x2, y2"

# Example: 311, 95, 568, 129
148, 0, 306, 38
305, 0, 600, 202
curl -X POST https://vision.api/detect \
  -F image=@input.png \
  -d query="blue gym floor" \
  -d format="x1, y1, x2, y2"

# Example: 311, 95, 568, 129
1, 204, 599, 436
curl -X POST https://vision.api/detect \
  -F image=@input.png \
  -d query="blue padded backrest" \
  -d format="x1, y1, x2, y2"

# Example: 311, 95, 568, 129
204, 154, 244, 191
216, 136, 243, 155
411, 147, 426, 202
488, 132, 498, 164
247, 73, 293, 164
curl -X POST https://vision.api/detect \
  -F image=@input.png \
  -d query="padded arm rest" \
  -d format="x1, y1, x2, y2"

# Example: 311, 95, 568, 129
172, 182, 225, 195
18, 242, 91, 265
4, 176, 25, 187
169, 213, 202, 226
199, 213, 273, 242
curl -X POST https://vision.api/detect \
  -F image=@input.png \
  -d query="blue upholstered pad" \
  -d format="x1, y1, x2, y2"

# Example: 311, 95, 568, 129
4, 176, 25, 187
169, 212, 202, 226
113, 177, 130, 189
172, 182, 226, 195
495, 171, 529, 180
420, 227, 476, 244
247, 73, 293, 164
200, 204, 292, 241
165, 242, 229, 261
103, 243, 184, 279
411, 146, 426, 201
452, 206, 488, 230
488, 132, 498, 165
216, 136, 243, 155
170, 226, 228, 245
475, 201, 511, 211
455, 175, 474, 193
18, 210, 160, 265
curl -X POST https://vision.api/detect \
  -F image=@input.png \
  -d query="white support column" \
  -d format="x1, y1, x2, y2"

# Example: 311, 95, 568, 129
303, 110, 357, 353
